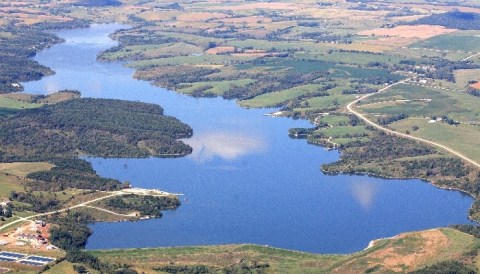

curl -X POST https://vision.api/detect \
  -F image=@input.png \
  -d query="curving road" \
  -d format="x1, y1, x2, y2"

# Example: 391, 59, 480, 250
0, 191, 126, 231
346, 81, 480, 169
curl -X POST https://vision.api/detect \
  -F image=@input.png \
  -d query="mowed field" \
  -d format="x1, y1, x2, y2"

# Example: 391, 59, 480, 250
390, 119, 480, 162
411, 31, 480, 52
359, 83, 480, 162
83, 229, 478, 274
0, 162, 54, 198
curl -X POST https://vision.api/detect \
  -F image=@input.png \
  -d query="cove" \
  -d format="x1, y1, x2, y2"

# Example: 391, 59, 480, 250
23, 24, 474, 254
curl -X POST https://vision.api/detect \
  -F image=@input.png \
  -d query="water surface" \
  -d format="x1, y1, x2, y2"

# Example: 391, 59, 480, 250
23, 24, 475, 254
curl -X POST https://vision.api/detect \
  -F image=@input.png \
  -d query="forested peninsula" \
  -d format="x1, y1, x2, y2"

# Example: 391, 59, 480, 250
0, 97, 193, 160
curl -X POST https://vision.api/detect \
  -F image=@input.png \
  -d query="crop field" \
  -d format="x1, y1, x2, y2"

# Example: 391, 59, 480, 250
356, 81, 480, 162
177, 79, 255, 96
454, 69, 480, 88
303, 88, 356, 110
319, 115, 351, 126
411, 32, 480, 52
0, 174, 24, 199
321, 126, 370, 138
391, 119, 480, 162
310, 51, 403, 66
359, 84, 480, 121
0, 96, 40, 111
128, 54, 255, 68
240, 84, 326, 108
0, 162, 54, 178
359, 25, 457, 40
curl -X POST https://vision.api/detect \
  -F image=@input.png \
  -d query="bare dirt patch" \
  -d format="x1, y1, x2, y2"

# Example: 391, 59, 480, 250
370, 230, 448, 272
358, 25, 457, 39
333, 229, 449, 273
471, 82, 480, 89
363, 36, 419, 48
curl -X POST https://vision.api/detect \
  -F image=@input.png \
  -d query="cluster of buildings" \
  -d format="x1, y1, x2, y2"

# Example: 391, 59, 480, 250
0, 220, 57, 250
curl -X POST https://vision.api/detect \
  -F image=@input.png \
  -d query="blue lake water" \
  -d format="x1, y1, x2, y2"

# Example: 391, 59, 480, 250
23, 24, 475, 254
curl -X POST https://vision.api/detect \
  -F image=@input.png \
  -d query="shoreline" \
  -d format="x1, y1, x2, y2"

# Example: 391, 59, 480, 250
14, 22, 476, 256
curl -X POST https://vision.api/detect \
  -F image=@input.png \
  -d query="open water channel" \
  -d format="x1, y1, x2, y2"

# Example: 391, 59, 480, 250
22, 24, 474, 254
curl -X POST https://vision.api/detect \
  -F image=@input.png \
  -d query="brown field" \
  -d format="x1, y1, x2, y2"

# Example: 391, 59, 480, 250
363, 36, 420, 48
368, 230, 448, 272
0, 11, 71, 25
358, 25, 457, 39
0, 162, 54, 178
138, 10, 178, 21
236, 29, 271, 38
232, 52, 268, 57
332, 229, 467, 273
331, 42, 391, 53
176, 12, 230, 22
205, 46, 236, 55
0, 91, 79, 105
210, 2, 301, 11
37, 92, 80, 104
291, 7, 383, 21
163, 21, 216, 29
0, 93, 36, 102
217, 15, 272, 24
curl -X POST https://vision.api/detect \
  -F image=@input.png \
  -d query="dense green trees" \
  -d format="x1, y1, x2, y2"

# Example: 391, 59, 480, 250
49, 212, 139, 274
0, 25, 62, 93
451, 225, 480, 238
377, 113, 408, 125
49, 216, 93, 250
105, 194, 181, 217
408, 11, 480, 30
27, 158, 124, 191
0, 98, 193, 159
10, 191, 61, 213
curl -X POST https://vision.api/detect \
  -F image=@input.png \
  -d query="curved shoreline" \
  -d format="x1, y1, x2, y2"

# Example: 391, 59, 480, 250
18, 23, 476, 255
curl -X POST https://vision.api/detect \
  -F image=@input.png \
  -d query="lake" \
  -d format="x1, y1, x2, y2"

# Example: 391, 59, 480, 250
23, 24, 475, 254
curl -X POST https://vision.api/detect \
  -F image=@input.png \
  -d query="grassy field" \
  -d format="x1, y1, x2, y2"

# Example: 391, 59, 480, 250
0, 162, 54, 178
0, 96, 41, 116
240, 83, 325, 108
0, 162, 54, 199
391, 118, 480, 162
411, 31, 480, 52
177, 79, 255, 96
87, 228, 479, 273
454, 69, 480, 88
356, 82, 480, 161
359, 84, 480, 122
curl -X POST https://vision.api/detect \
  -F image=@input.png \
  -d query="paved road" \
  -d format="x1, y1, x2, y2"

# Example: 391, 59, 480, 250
462, 52, 480, 61
347, 81, 480, 169
84, 205, 136, 217
0, 191, 124, 231
0, 188, 178, 231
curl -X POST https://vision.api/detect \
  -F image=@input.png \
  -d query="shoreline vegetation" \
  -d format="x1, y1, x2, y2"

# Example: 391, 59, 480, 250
1, 0, 480, 272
